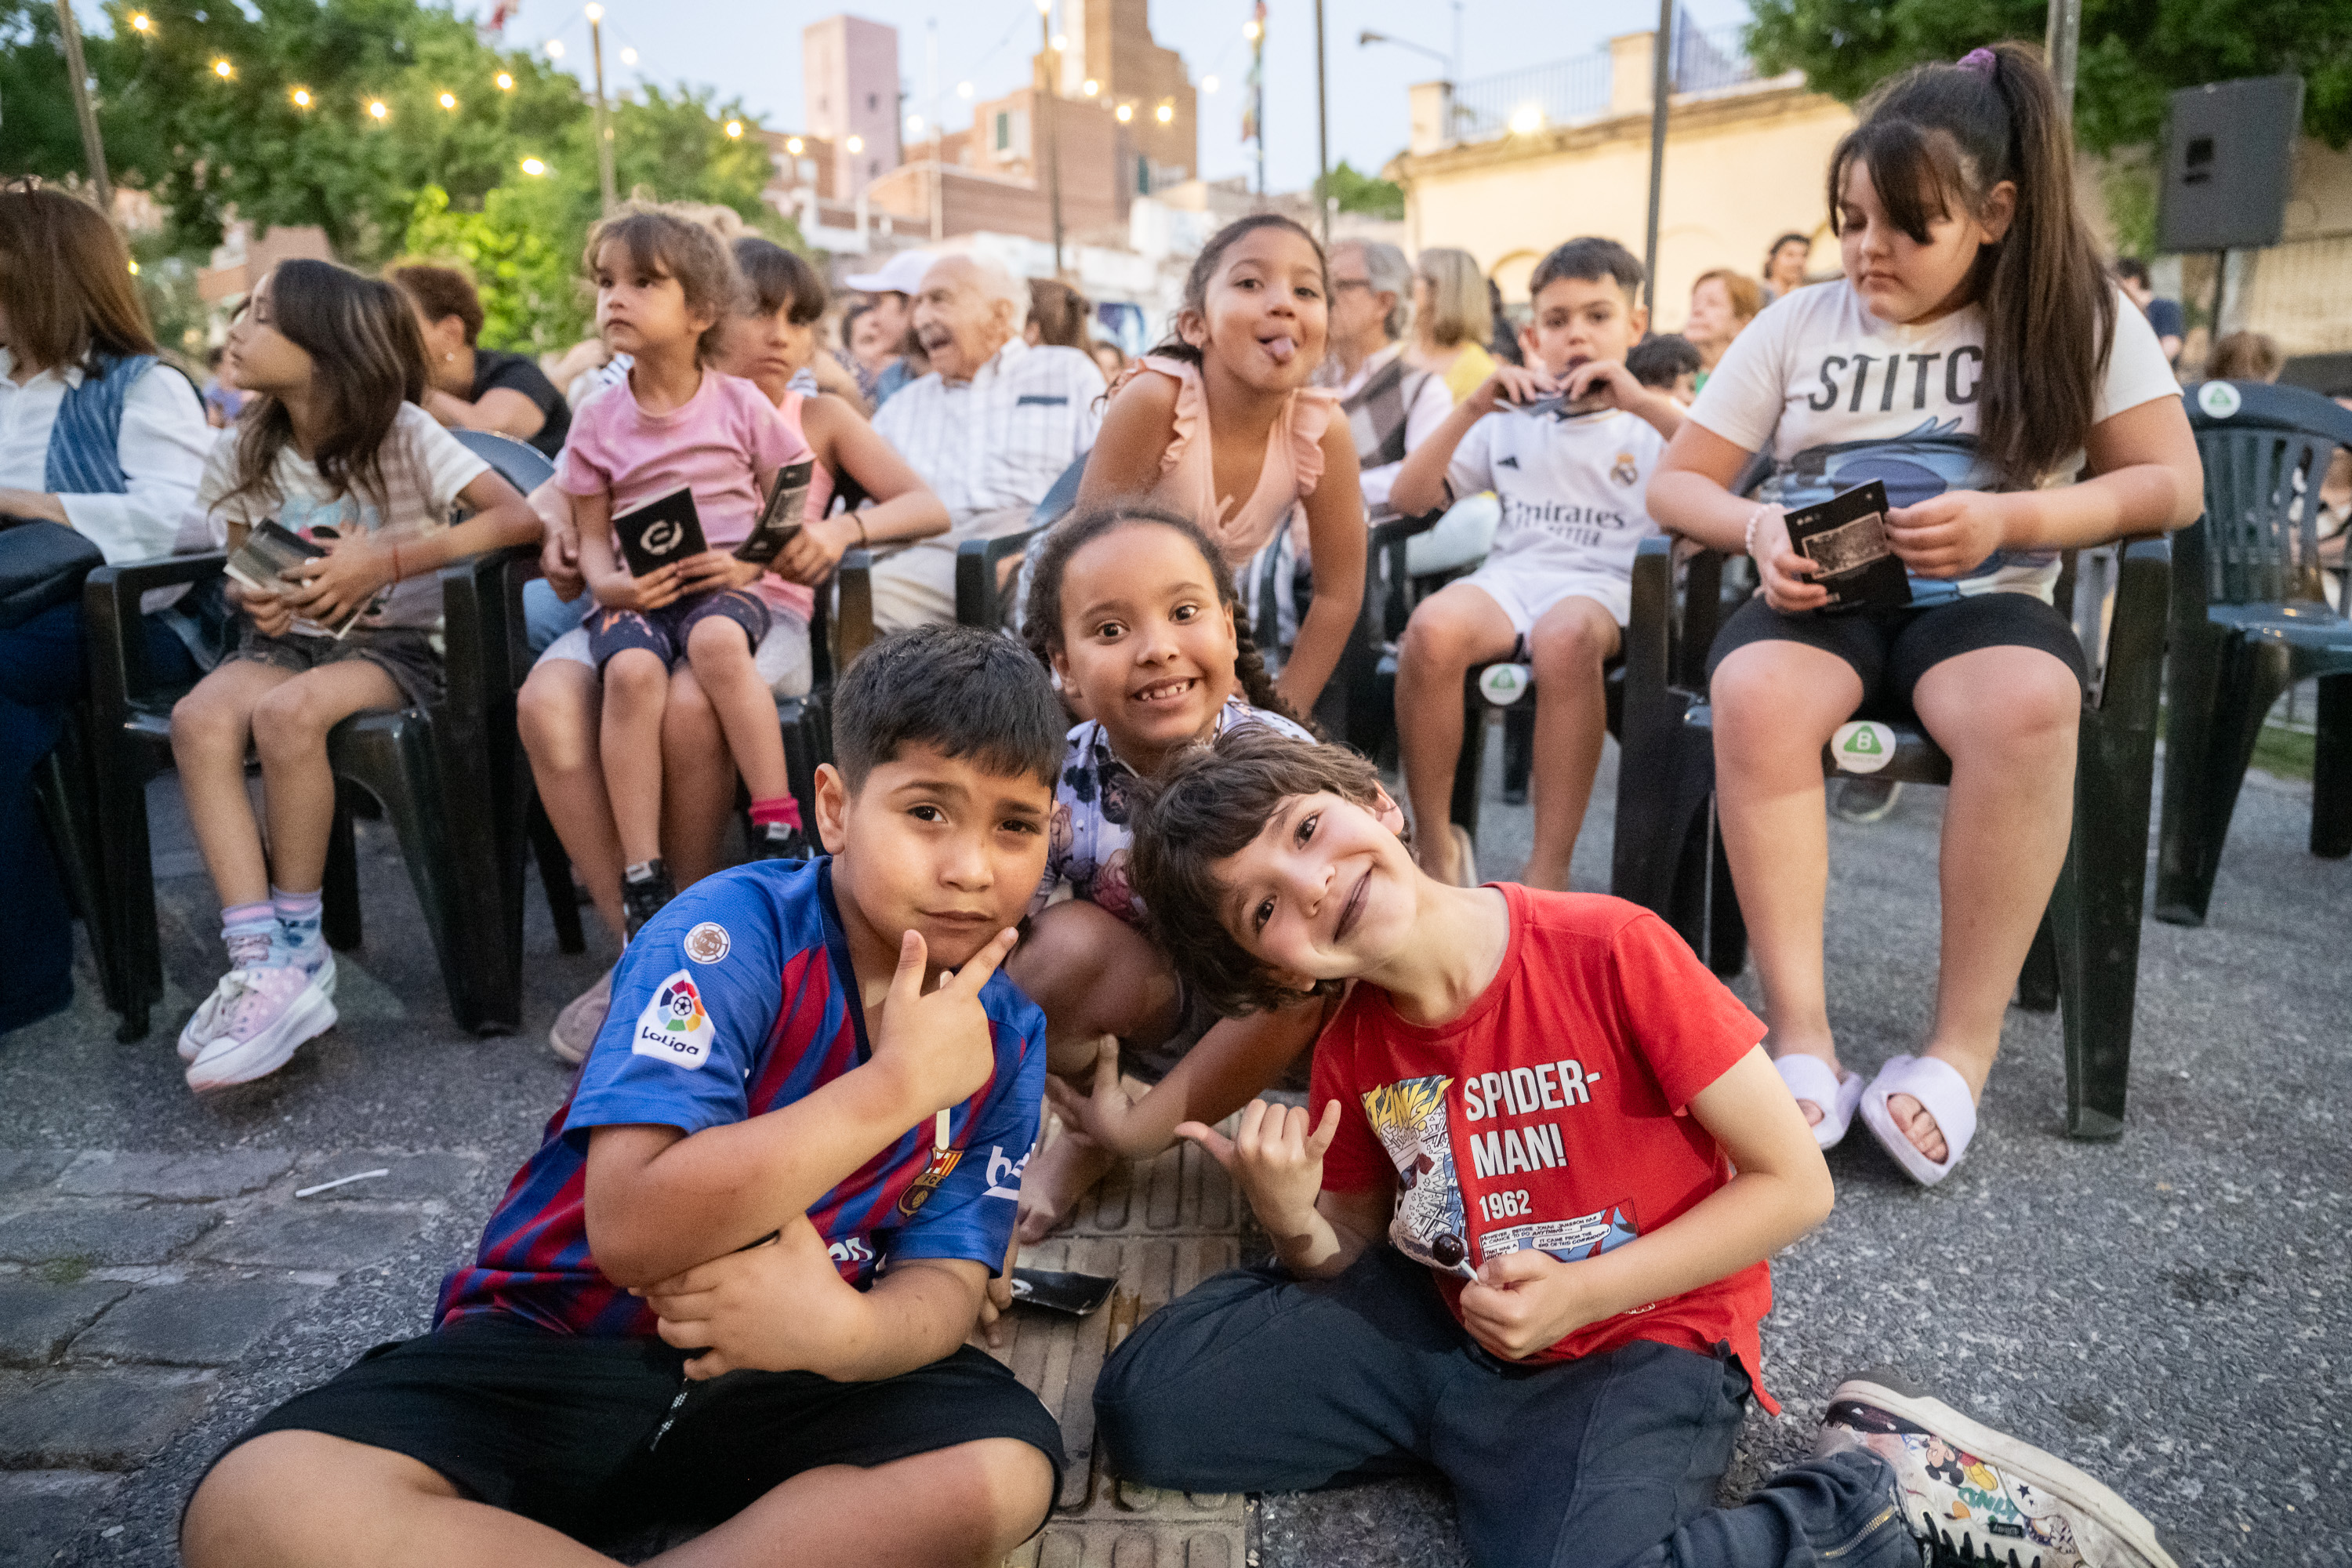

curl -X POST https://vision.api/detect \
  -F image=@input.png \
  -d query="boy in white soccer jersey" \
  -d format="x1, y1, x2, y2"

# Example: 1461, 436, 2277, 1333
1388, 237, 1685, 891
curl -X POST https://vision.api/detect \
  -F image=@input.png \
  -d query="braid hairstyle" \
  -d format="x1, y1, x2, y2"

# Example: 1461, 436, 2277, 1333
1142, 213, 1328, 369
1020, 505, 1318, 739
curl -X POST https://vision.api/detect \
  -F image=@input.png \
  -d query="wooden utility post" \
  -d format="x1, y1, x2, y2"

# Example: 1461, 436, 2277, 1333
53, 0, 113, 211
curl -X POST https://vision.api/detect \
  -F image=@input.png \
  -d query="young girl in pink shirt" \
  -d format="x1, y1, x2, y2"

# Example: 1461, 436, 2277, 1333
560, 210, 811, 936
1076, 216, 1366, 714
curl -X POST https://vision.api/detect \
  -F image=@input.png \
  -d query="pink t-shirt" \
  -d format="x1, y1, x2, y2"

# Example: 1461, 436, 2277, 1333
559, 367, 814, 619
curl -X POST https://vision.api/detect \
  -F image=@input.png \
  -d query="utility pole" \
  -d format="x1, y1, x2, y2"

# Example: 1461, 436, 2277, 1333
53, 0, 112, 211
586, 3, 617, 216
1037, 0, 1064, 275
1247, 3, 1266, 200
1640, 0, 1671, 314
927, 18, 944, 243
2044, 0, 2080, 120
1313, 0, 1330, 249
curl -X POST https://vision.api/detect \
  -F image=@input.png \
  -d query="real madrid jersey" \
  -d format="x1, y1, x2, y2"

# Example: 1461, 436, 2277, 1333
1445, 404, 1669, 626
436, 858, 1046, 1338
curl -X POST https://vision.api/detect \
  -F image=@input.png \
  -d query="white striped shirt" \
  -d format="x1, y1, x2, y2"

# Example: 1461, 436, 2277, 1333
871, 338, 1105, 527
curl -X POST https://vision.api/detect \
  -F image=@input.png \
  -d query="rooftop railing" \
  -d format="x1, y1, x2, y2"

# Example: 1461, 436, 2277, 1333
1446, 24, 1766, 144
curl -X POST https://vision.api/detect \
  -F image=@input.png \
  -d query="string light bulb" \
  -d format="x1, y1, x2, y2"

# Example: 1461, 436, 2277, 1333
437, 91, 458, 110
289, 86, 313, 107
1243, 19, 1261, 41
1155, 100, 1173, 124
847, 133, 864, 153
786, 136, 804, 154
1202, 74, 1218, 93
367, 98, 389, 120
129, 13, 151, 31
583, 2, 603, 19
545, 39, 564, 59
619, 47, 637, 65
211, 58, 233, 78
726, 119, 744, 138
521, 156, 548, 176
1081, 78, 1098, 96
495, 71, 514, 90
1114, 102, 1132, 122
956, 81, 974, 99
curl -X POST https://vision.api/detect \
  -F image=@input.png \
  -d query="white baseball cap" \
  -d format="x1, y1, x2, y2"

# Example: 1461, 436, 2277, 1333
843, 249, 939, 296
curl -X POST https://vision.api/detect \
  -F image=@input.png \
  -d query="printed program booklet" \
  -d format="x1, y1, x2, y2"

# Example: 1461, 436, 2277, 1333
614, 487, 709, 578
732, 460, 815, 567
1782, 480, 1910, 612
225, 521, 367, 637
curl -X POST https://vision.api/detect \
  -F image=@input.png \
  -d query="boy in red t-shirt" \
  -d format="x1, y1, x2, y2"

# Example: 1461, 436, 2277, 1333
1094, 728, 2182, 1568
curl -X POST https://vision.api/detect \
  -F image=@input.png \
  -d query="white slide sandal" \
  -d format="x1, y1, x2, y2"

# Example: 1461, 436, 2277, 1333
1773, 1054, 1864, 1150
1859, 1054, 1979, 1186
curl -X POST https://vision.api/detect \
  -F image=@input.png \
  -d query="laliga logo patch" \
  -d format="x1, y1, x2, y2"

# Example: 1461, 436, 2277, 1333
896, 1145, 963, 1215
684, 921, 730, 964
631, 969, 716, 1068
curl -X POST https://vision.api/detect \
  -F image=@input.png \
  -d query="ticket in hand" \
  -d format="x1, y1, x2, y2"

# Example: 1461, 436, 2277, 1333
614, 487, 708, 578
1781, 480, 1910, 613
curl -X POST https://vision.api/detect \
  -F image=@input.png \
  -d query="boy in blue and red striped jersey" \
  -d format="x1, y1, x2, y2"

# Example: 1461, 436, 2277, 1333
184, 625, 1069, 1568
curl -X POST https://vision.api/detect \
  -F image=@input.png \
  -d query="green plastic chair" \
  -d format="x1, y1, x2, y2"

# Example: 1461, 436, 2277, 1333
1610, 533, 2172, 1141
2155, 381, 2352, 925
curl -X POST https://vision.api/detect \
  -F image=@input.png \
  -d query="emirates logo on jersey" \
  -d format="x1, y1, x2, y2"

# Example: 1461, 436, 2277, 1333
896, 1145, 963, 1215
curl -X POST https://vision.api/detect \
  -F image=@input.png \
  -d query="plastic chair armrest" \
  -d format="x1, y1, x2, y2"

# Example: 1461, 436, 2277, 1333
835, 548, 877, 673
2096, 533, 2172, 720
957, 525, 1044, 629
84, 551, 227, 713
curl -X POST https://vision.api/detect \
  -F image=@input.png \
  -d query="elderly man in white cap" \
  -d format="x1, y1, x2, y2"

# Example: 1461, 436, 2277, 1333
867, 252, 1105, 633
841, 249, 935, 408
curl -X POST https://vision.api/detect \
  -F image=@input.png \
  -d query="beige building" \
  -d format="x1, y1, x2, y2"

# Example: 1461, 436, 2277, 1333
1387, 27, 1853, 330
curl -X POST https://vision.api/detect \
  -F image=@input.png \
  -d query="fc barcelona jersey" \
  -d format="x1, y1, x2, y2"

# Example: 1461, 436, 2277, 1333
436, 859, 1045, 1337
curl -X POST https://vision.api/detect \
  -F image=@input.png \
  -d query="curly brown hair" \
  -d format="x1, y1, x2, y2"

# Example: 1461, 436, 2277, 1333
1130, 725, 1392, 1016
1020, 505, 1309, 735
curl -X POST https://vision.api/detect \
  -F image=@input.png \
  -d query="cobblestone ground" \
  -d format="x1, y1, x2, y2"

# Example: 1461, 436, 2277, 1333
1, 737, 2346, 1566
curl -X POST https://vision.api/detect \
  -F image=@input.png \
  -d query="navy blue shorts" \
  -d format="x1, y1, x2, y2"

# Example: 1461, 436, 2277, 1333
586, 588, 768, 673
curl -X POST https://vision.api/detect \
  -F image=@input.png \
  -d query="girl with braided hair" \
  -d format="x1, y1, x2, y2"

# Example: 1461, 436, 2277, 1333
1007, 505, 1397, 1240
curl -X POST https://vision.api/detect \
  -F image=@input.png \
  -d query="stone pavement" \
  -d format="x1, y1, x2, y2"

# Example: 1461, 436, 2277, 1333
1, 734, 2347, 1566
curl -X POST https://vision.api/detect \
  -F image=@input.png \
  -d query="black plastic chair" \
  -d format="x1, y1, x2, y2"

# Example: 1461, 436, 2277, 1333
954, 452, 1090, 630
1610, 534, 2172, 1139
85, 429, 554, 1042
2154, 382, 2352, 926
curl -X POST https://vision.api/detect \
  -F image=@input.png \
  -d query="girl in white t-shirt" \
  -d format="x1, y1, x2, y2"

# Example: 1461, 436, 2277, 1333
170, 262, 539, 1093
1648, 42, 2203, 1185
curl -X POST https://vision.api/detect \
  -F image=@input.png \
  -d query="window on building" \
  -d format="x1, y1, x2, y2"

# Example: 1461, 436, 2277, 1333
1137, 154, 1150, 195
867, 93, 878, 111
869, 160, 880, 176
994, 111, 1010, 151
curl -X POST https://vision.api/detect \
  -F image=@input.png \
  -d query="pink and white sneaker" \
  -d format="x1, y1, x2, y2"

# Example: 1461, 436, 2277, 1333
179, 952, 336, 1063
183, 963, 338, 1093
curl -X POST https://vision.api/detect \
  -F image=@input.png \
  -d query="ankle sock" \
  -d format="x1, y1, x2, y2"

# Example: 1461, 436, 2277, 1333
624, 859, 664, 885
748, 796, 803, 830
221, 902, 276, 971
272, 886, 325, 964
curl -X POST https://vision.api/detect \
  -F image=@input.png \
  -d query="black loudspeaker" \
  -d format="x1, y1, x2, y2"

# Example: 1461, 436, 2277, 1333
2157, 75, 2304, 252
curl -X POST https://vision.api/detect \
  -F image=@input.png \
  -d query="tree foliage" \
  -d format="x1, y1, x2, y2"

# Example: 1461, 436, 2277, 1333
1744, 0, 2352, 154
1317, 158, 1405, 220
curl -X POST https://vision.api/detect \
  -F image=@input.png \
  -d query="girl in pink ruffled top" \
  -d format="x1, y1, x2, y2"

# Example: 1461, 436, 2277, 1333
1077, 215, 1366, 713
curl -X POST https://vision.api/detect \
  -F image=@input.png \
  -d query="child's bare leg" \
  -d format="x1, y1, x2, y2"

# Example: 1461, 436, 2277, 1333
653, 1439, 1051, 1568
172, 660, 296, 909
1521, 595, 1621, 890
1709, 640, 1864, 1123
685, 617, 789, 804
183, 1431, 610, 1568
250, 662, 405, 893
519, 659, 626, 940
1899, 645, 2079, 1160
1394, 583, 1519, 881
662, 666, 737, 884
599, 648, 670, 866
1008, 899, 1181, 1243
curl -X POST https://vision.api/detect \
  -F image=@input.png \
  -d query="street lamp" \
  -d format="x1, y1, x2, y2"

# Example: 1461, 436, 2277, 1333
1036, 0, 1064, 274
585, 2, 616, 216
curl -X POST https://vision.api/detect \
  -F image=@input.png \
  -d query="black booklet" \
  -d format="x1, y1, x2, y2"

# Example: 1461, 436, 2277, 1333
1781, 480, 1910, 613
614, 487, 708, 578
225, 520, 367, 637
732, 460, 816, 567
1008, 1267, 1117, 1316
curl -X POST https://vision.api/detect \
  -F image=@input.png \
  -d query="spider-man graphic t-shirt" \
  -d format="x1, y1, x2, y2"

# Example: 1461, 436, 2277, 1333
437, 858, 1045, 1337
1312, 884, 1780, 1407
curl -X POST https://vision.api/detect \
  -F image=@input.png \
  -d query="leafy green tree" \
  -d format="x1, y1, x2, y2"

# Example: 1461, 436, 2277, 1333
0, 1, 90, 181
401, 180, 587, 353
1317, 158, 1405, 220
1744, 0, 2352, 155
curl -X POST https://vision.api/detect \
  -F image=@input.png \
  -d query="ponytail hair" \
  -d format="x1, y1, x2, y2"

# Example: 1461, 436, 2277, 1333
1828, 40, 2115, 486
1143, 213, 1327, 370
1021, 505, 1315, 738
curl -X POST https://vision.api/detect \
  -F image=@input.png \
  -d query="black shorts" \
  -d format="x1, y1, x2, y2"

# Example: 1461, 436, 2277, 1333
199, 1317, 1063, 1542
586, 588, 769, 673
1705, 590, 2087, 720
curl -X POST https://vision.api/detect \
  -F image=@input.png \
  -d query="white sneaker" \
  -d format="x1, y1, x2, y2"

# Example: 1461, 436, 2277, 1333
1817, 1367, 2181, 1567
184, 964, 338, 1093
180, 952, 336, 1063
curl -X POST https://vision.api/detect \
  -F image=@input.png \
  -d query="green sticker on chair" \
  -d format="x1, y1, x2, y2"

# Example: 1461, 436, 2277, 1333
1831, 720, 1896, 775
1479, 664, 1531, 706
